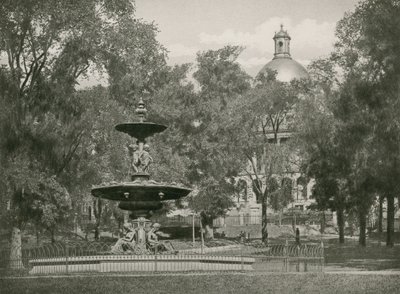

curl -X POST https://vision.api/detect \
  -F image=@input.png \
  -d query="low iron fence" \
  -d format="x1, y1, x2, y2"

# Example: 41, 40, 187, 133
0, 240, 324, 276
128, 213, 332, 228
213, 213, 334, 227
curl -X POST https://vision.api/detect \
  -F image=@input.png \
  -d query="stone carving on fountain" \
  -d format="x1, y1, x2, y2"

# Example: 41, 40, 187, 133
91, 97, 191, 254
128, 143, 153, 174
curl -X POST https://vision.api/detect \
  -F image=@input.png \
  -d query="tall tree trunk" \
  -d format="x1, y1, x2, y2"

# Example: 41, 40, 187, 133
378, 196, 383, 234
200, 212, 214, 240
320, 210, 326, 234
292, 209, 296, 232
94, 227, 100, 241
261, 198, 268, 244
337, 207, 345, 244
9, 226, 23, 269
359, 209, 367, 247
204, 225, 214, 240
50, 228, 55, 243
93, 198, 103, 241
386, 194, 395, 247
36, 225, 40, 246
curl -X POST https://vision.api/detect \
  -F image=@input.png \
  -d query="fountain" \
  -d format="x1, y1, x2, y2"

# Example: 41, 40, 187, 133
28, 98, 255, 274
91, 97, 191, 254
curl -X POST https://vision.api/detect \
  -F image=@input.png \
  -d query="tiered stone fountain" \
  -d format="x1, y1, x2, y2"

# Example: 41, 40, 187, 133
91, 97, 191, 254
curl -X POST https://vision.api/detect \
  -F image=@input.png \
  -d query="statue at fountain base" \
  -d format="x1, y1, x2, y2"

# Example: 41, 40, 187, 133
111, 218, 176, 255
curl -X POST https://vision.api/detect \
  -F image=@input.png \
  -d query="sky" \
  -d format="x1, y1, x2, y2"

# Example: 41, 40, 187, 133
0, 0, 359, 86
135, 0, 359, 76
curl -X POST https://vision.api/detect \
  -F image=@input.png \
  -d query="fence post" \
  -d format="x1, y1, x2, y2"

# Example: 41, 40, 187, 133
200, 220, 204, 255
304, 244, 308, 272
320, 240, 324, 272
154, 245, 158, 272
192, 213, 196, 247
65, 243, 69, 275
285, 239, 289, 272
240, 245, 244, 271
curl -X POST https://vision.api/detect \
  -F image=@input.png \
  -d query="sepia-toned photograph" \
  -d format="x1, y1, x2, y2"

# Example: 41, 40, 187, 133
1, 0, 399, 293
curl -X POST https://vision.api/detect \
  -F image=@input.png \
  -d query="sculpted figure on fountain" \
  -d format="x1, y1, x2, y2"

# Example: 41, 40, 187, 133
140, 144, 153, 173
110, 220, 176, 255
147, 223, 176, 254
128, 143, 153, 174
111, 223, 137, 254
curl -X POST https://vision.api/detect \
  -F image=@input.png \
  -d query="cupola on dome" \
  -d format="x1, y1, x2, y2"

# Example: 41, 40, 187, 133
258, 25, 309, 82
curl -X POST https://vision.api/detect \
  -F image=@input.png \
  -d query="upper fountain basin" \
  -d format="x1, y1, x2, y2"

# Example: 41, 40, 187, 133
115, 122, 167, 140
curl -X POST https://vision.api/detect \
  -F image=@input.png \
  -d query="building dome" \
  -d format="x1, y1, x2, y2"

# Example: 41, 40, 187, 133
260, 58, 309, 82
258, 25, 309, 82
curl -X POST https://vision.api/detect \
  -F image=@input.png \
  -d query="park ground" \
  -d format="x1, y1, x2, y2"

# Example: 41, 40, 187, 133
324, 237, 400, 271
2, 234, 400, 293
1, 272, 400, 294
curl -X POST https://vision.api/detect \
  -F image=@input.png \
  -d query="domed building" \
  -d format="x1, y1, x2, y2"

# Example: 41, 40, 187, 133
258, 25, 309, 82
213, 27, 316, 236
258, 25, 309, 144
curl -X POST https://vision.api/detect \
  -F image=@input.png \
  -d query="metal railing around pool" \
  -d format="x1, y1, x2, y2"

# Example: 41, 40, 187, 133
0, 240, 324, 276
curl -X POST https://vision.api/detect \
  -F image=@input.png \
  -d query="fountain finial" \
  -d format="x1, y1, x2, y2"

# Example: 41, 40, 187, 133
135, 97, 147, 122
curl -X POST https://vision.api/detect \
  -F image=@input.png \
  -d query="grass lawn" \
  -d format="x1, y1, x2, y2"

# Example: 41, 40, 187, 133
324, 238, 400, 271
1, 273, 400, 294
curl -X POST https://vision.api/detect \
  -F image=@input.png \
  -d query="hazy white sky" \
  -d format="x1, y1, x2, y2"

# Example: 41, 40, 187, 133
135, 0, 359, 76
1, 1, 360, 87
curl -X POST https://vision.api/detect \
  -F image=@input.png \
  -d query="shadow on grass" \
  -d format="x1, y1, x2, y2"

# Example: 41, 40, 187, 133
324, 238, 400, 271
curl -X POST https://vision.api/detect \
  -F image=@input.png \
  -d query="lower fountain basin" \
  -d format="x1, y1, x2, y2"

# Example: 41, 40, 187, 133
91, 182, 191, 201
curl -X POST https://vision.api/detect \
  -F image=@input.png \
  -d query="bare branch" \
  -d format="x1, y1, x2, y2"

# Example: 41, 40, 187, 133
57, 129, 85, 175
73, 63, 90, 79
244, 151, 264, 196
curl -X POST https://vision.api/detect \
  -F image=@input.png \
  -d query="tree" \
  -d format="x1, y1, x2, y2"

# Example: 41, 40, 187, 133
333, 0, 400, 246
0, 0, 168, 266
336, 79, 380, 246
147, 64, 197, 185
71, 86, 130, 240
270, 177, 292, 227
102, 12, 168, 106
228, 177, 248, 203
293, 60, 351, 243
189, 179, 236, 239
228, 72, 302, 243
174, 46, 252, 239
295, 57, 382, 246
